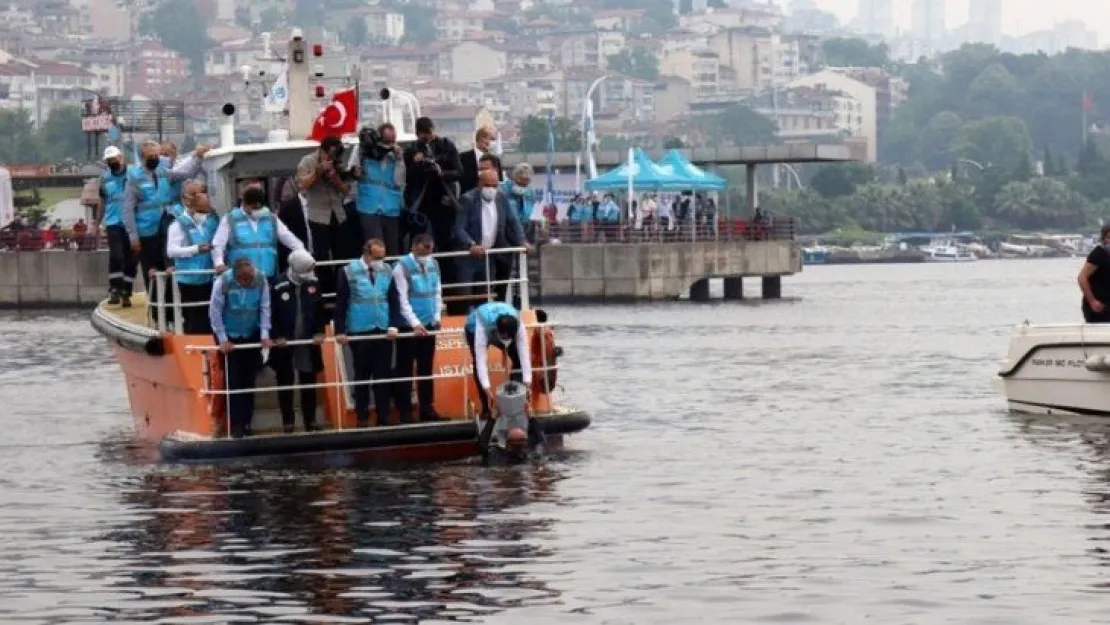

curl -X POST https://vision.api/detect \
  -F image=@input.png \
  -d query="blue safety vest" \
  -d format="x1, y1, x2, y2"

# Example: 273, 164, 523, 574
220, 269, 263, 339
356, 156, 402, 217
160, 156, 183, 201
126, 165, 172, 237
99, 169, 127, 227
167, 203, 185, 219
173, 212, 219, 285
465, 301, 518, 335
398, 254, 440, 326
567, 203, 589, 223
598, 201, 620, 222
344, 260, 393, 333
501, 180, 535, 223
226, 207, 278, 278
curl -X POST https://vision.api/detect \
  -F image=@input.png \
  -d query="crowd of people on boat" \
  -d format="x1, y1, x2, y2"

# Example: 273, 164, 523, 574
95, 117, 545, 442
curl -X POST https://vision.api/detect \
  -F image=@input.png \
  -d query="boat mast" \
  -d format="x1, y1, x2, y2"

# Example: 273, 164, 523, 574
286, 29, 313, 140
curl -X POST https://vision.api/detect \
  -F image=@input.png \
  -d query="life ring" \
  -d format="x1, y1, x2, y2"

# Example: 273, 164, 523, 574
530, 325, 558, 395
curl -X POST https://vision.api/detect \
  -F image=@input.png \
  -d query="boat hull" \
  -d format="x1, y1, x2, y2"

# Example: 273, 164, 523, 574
158, 412, 590, 462
997, 322, 1110, 417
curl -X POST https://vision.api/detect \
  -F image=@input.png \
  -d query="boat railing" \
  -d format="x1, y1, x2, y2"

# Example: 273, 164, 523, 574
147, 247, 532, 336
180, 323, 558, 439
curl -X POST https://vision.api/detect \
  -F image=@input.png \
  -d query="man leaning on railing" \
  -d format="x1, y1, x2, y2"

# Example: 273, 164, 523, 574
165, 181, 218, 335
269, 250, 327, 433
208, 257, 272, 439
391, 233, 445, 422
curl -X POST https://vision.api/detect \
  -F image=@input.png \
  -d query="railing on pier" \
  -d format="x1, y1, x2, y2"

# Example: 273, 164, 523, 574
543, 216, 796, 245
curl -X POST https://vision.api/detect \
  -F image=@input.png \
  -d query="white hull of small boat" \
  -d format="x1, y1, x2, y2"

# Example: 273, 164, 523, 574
997, 322, 1110, 416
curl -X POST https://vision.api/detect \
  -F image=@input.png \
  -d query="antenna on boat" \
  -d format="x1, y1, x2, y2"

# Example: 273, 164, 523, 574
286, 28, 312, 139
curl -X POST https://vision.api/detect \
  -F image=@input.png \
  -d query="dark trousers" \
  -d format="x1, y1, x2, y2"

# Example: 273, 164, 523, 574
395, 332, 437, 417
359, 213, 402, 257
106, 225, 136, 295
139, 234, 173, 323
452, 257, 513, 315
219, 333, 262, 438
350, 331, 405, 425
268, 346, 320, 431
178, 282, 212, 334
465, 329, 523, 415
309, 213, 355, 302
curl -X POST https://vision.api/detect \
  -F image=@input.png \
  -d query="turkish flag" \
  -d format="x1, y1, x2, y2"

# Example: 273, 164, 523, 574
309, 88, 358, 141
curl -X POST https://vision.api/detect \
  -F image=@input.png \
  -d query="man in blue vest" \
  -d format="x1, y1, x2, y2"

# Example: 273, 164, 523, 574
208, 257, 273, 439
334, 239, 404, 428
212, 185, 306, 283
165, 180, 219, 334
391, 233, 444, 422
269, 249, 327, 433
122, 140, 207, 308
98, 146, 135, 307
465, 301, 532, 419
353, 122, 406, 256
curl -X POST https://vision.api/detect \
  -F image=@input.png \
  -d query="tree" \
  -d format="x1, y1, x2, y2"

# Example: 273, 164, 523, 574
820, 38, 890, 68
954, 116, 1032, 174
663, 136, 684, 149
703, 104, 777, 147
606, 47, 659, 82
397, 3, 436, 46
38, 106, 86, 162
344, 17, 368, 48
810, 163, 876, 198
517, 115, 582, 153
148, 0, 212, 75
0, 109, 43, 165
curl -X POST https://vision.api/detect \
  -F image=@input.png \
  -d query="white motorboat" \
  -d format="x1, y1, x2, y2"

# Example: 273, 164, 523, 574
923, 238, 978, 262
996, 321, 1110, 416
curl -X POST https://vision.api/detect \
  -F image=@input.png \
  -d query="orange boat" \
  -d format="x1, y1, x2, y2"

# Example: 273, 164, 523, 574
89, 31, 589, 462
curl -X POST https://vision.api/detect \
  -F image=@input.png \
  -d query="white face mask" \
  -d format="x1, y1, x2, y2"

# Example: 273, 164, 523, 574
369, 259, 385, 271
481, 187, 497, 201
511, 184, 527, 195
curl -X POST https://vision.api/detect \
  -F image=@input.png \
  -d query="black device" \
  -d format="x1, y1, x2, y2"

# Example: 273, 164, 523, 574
358, 125, 391, 162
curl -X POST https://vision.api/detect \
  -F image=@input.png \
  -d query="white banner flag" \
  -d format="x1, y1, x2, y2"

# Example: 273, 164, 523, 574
263, 68, 289, 113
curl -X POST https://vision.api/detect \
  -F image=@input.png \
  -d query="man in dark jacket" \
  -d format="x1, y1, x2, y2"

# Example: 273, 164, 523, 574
268, 249, 327, 432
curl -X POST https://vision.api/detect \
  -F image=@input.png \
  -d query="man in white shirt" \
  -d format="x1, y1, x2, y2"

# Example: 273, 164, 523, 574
453, 169, 526, 314
391, 233, 445, 421
165, 180, 220, 334
212, 184, 307, 282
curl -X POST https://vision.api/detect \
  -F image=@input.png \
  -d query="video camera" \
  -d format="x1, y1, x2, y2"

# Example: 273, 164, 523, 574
358, 124, 391, 162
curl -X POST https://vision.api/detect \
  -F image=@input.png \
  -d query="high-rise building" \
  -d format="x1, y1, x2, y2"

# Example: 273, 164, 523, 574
855, 0, 894, 37
912, 0, 946, 45
968, 0, 1002, 44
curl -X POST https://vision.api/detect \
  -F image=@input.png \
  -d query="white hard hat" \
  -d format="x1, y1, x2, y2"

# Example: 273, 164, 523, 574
288, 249, 316, 275
103, 146, 122, 160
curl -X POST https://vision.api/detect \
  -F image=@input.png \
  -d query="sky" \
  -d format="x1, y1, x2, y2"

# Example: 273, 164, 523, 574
808, 0, 1110, 39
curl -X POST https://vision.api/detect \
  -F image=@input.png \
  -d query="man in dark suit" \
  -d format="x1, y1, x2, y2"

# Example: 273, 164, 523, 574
459, 126, 503, 196
268, 249, 327, 433
453, 169, 527, 314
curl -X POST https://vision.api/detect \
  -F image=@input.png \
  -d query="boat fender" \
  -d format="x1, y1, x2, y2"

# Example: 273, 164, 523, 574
530, 325, 558, 394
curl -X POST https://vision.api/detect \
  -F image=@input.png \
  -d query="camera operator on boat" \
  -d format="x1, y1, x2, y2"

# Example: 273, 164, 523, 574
165, 180, 219, 334
465, 301, 531, 420
209, 257, 273, 439
212, 185, 306, 283
350, 122, 406, 256
1078, 224, 1110, 323
406, 117, 462, 285
269, 249, 327, 433
297, 136, 354, 298
334, 239, 407, 427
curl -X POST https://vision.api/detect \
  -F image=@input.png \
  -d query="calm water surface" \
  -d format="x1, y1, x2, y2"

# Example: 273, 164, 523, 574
2, 258, 1109, 624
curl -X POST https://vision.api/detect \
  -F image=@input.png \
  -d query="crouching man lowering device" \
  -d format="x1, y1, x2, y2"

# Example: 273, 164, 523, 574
477, 380, 546, 465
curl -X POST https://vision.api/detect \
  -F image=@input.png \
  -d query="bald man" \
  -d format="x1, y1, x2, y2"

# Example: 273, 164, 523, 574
453, 169, 526, 313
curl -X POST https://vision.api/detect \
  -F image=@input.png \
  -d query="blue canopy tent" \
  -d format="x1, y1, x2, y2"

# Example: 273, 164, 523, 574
656, 149, 727, 191
584, 147, 692, 192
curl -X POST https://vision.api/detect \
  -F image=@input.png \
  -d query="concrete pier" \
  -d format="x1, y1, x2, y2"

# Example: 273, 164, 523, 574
0, 251, 110, 308
536, 241, 801, 302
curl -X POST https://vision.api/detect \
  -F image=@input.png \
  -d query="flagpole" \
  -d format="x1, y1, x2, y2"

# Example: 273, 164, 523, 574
1083, 91, 1089, 147
545, 109, 556, 221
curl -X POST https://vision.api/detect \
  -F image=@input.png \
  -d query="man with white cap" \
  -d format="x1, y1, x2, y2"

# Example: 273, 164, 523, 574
98, 146, 135, 306
268, 249, 327, 433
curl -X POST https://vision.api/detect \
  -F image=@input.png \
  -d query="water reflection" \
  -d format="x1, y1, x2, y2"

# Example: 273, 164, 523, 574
104, 464, 566, 621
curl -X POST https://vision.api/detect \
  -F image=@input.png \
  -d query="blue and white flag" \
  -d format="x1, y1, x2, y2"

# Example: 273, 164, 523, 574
263, 67, 289, 113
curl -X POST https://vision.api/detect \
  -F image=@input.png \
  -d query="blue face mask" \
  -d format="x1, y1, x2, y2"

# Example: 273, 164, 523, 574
159, 155, 172, 168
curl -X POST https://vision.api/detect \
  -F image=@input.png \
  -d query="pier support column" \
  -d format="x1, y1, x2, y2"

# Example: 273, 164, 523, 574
745, 164, 757, 215
723, 276, 743, 300
690, 278, 710, 302
762, 276, 781, 299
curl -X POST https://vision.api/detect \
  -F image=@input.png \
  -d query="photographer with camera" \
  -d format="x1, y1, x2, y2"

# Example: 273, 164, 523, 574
405, 117, 462, 288
350, 122, 406, 256
296, 136, 354, 300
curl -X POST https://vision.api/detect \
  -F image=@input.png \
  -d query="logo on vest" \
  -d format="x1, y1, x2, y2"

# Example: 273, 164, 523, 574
281, 292, 290, 301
